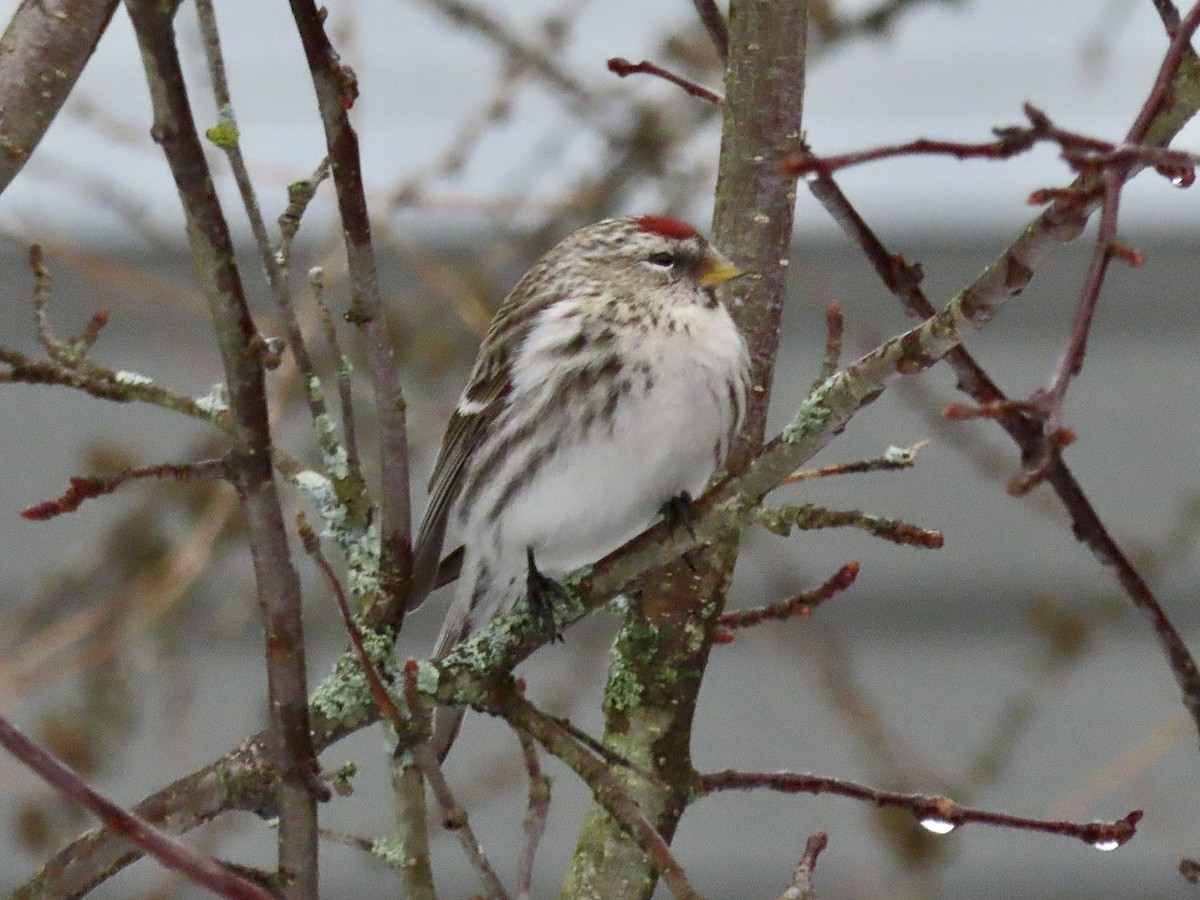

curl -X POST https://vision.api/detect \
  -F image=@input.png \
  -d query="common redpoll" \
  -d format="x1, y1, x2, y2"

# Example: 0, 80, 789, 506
410, 215, 750, 749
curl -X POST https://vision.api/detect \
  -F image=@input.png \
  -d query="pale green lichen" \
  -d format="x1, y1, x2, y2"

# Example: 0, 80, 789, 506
603, 616, 662, 712
884, 444, 916, 465
114, 370, 153, 387
370, 835, 407, 868
195, 382, 229, 414
604, 656, 644, 711
782, 376, 835, 443
682, 617, 707, 654
414, 660, 440, 695
294, 468, 380, 598
309, 627, 397, 726
205, 105, 239, 150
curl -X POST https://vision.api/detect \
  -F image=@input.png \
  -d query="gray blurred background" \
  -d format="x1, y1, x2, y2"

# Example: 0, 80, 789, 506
2, 1, 1199, 898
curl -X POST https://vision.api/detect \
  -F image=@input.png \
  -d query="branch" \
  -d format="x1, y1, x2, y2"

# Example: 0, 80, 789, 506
515, 729, 551, 900
691, 0, 729, 61
124, 2, 319, 894
696, 770, 1143, 851
402, 664, 511, 900
779, 102, 1199, 181
786, 1, 1200, 746
22, 458, 228, 521
287, 0, 413, 619
498, 685, 699, 900
777, 832, 827, 900
565, 3, 809, 895
0, 715, 276, 900
718, 562, 860, 630
607, 57, 723, 106
0, 0, 119, 196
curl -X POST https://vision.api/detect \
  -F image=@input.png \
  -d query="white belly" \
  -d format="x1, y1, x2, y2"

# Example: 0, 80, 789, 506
493, 355, 731, 574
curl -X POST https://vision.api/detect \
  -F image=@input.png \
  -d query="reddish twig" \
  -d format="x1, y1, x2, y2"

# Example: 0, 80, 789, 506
298, 517, 406, 730
29, 245, 111, 366
607, 57, 723, 106
22, 458, 229, 521
811, 300, 845, 390
777, 831, 828, 900
784, 5, 1200, 748
494, 685, 699, 899
780, 102, 1199, 184
1127, 2, 1200, 143
719, 562, 859, 630
302, 521, 505, 897
0, 715, 276, 900
696, 770, 1142, 851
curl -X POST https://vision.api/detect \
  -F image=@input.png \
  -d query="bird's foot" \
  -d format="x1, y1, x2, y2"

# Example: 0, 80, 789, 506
660, 491, 700, 572
526, 547, 567, 643
660, 490, 700, 538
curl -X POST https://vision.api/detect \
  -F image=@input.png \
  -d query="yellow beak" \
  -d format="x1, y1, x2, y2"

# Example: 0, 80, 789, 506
698, 254, 744, 288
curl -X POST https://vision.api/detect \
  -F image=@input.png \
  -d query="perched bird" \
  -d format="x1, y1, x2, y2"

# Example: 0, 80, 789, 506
410, 215, 751, 751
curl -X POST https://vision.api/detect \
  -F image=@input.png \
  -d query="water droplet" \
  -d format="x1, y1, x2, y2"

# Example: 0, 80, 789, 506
1092, 838, 1120, 852
1172, 171, 1194, 188
803, 171, 821, 183
919, 817, 956, 835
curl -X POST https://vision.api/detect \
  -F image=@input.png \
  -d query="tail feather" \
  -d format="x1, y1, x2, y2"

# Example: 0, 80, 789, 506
426, 593, 474, 760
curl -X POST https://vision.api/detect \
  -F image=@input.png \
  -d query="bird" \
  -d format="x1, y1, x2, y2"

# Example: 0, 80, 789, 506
409, 214, 751, 754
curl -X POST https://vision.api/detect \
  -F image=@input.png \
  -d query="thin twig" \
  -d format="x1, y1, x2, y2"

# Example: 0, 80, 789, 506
515, 729, 551, 899
310, 266, 363, 486
607, 57, 723, 106
786, 2, 1200, 747
777, 831, 828, 900
496, 685, 699, 900
811, 300, 844, 390
719, 562, 859, 630
696, 770, 1142, 850
0, 715, 276, 900
22, 458, 229, 520
779, 102, 1200, 181
402, 663, 511, 900
754, 503, 944, 549
195, 0, 358, 503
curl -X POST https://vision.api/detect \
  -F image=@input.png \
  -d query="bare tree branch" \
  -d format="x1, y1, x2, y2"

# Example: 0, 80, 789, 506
123, 2, 320, 895
0, 0, 118, 196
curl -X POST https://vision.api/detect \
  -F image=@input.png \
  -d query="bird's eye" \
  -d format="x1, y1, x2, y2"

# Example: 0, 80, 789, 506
646, 251, 676, 268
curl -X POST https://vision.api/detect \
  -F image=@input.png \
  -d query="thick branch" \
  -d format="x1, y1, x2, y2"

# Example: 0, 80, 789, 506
0, 0, 118, 195
123, 2, 319, 895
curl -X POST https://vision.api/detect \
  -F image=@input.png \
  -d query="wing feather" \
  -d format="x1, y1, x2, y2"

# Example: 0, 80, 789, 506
408, 255, 567, 609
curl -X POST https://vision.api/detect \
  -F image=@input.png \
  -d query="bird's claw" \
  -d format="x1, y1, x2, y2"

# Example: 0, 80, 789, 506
660, 490, 699, 540
526, 547, 566, 643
